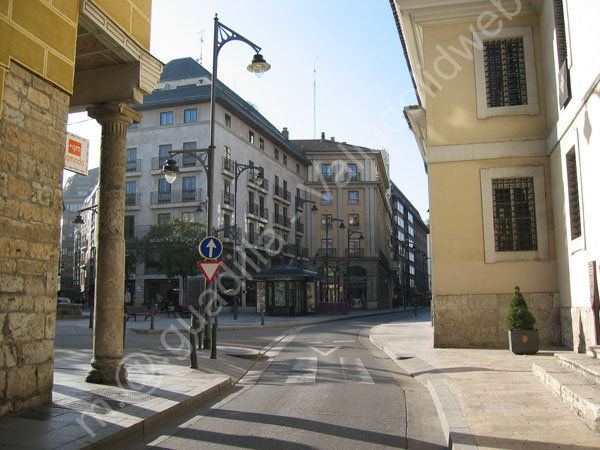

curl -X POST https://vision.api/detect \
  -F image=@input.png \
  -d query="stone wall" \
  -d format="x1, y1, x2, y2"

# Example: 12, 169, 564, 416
0, 63, 68, 416
562, 307, 599, 354
432, 291, 561, 348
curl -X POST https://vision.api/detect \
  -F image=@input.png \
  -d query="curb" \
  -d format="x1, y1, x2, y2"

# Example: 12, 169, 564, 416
131, 309, 408, 335
86, 377, 232, 449
368, 331, 477, 450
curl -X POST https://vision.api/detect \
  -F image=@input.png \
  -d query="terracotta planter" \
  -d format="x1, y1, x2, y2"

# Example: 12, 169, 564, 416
508, 330, 539, 355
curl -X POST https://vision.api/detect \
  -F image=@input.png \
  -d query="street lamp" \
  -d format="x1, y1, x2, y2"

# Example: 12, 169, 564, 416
233, 162, 264, 320
73, 205, 98, 225
204, 15, 269, 359
346, 230, 364, 309
323, 217, 344, 302
295, 197, 317, 266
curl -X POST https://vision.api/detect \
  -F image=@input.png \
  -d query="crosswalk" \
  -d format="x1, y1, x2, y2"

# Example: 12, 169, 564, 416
284, 356, 375, 385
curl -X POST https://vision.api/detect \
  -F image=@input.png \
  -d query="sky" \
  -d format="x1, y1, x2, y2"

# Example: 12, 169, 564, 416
66, 0, 429, 219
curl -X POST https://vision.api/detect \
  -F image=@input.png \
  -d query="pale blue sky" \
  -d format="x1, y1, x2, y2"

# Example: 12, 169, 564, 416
67, 0, 429, 218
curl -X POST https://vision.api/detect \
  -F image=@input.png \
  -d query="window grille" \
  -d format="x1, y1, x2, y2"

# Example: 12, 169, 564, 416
566, 150, 581, 239
492, 177, 537, 251
484, 38, 527, 107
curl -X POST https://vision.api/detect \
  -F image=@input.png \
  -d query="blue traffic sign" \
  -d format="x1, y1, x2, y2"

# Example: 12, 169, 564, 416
199, 236, 223, 260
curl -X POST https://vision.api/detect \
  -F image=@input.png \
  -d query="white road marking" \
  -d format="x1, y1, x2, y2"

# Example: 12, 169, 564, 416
332, 340, 355, 343
264, 331, 296, 359
340, 357, 374, 384
286, 357, 317, 384
309, 346, 339, 357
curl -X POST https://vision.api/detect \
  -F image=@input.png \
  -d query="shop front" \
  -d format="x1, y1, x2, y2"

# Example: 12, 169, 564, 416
254, 265, 317, 316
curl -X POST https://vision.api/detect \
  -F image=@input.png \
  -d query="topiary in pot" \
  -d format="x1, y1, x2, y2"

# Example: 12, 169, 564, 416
506, 286, 539, 354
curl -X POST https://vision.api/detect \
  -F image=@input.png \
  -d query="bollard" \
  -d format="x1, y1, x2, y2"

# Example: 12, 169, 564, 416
123, 315, 126, 347
190, 326, 198, 368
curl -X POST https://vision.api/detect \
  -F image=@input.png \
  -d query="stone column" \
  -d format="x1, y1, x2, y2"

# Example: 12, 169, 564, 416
86, 103, 141, 384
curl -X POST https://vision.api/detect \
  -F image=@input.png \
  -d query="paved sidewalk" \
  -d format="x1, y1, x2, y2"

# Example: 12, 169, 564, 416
369, 313, 600, 450
0, 308, 404, 449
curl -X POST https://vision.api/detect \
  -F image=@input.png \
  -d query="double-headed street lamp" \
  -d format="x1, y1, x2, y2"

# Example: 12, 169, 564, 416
163, 14, 269, 361
323, 217, 344, 302
233, 162, 264, 320
295, 197, 318, 266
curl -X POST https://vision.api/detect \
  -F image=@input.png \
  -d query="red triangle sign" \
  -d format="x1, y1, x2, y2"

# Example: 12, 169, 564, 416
198, 261, 222, 283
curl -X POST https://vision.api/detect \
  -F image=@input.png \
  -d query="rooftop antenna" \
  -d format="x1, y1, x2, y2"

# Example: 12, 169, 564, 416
313, 58, 318, 139
198, 28, 206, 65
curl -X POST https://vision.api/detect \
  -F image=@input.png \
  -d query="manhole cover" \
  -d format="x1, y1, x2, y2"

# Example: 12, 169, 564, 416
88, 388, 154, 403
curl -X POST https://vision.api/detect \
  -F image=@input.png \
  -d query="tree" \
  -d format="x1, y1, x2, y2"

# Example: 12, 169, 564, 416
140, 219, 207, 305
505, 286, 536, 331
125, 235, 144, 281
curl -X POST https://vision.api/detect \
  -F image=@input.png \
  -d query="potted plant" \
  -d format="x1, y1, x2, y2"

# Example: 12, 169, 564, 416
505, 286, 539, 355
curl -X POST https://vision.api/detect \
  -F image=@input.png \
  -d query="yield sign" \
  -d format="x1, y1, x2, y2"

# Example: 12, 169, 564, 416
198, 261, 222, 283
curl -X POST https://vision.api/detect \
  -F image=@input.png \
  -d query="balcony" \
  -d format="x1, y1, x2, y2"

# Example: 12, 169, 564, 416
346, 248, 365, 257
222, 157, 233, 173
274, 184, 291, 202
126, 159, 141, 172
125, 192, 141, 207
343, 172, 361, 182
222, 191, 235, 207
296, 222, 304, 233
317, 248, 337, 257
260, 207, 269, 221
151, 155, 200, 171
247, 202, 259, 216
274, 214, 290, 228
320, 171, 335, 182
150, 189, 202, 205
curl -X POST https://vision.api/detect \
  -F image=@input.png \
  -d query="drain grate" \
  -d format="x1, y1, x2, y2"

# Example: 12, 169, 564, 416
88, 388, 154, 403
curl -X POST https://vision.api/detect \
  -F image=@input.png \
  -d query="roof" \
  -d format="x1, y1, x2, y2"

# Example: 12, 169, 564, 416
291, 139, 378, 154
253, 265, 318, 280
134, 58, 310, 165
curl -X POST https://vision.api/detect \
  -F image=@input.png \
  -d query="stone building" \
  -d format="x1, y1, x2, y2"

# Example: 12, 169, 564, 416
123, 57, 312, 310
390, 0, 599, 349
390, 182, 430, 308
292, 135, 394, 309
0, 0, 161, 415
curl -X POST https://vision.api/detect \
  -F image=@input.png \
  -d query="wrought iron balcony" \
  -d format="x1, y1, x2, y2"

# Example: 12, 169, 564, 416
126, 159, 141, 172
150, 189, 202, 205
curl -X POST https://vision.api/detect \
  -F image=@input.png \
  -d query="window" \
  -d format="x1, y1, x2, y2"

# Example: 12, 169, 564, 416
349, 238, 362, 250
395, 201, 404, 214
124, 216, 135, 237
126, 148, 137, 171
565, 149, 581, 240
225, 114, 232, 128
407, 212, 414, 223
259, 137, 265, 151
183, 142, 196, 166
321, 237, 333, 252
473, 26, 539, 118
182, 177, 196, 200
160, 111, 173, 125
408, 225, 414, 236
396, 216, 405, 228
128, 122, 139, 129
225, 146, 231, 160
158, 179, 171, 202
159, 144, 172, 167
296, 163, 300, 175
275, 148, 279, 160
408, 251, 415, 262
157, 213, 170, 226
481, 166, 548, 263
125, 181, 136, 205
409, 265, 416, 276
397, 230, 405, 241
283, 154, 287, 166
321, 214, 332, 228
348, 214, 360, 227
249, 130, 255, 144
321, 191, 332, 204
184, 108, 197, 123
348, 164, 358, 181
348, 191, 359, 204
321, 164, 332, 180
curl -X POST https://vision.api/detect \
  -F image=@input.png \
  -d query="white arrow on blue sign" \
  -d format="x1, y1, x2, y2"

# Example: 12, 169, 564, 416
199, 236, 223, 260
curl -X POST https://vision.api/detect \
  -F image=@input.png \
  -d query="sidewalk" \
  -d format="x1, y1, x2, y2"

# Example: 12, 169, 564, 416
0, 308, 403, 449
369, 313, 600, 450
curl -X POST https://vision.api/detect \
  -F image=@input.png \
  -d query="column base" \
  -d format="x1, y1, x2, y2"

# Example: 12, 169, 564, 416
86, 358, 128, 385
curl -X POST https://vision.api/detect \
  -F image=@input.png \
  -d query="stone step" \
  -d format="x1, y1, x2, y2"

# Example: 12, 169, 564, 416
555, 352, 600, 385
533, 359, 600, 432
588, 346, 600, 359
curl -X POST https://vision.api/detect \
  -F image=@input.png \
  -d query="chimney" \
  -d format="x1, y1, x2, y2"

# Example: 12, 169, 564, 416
282, 127, 289, 139
330, 136, 335, 142
321, 131, 325, 140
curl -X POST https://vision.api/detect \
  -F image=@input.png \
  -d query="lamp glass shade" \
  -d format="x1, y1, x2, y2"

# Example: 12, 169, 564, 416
247, 54, 271, 77
164, 172, 177, 184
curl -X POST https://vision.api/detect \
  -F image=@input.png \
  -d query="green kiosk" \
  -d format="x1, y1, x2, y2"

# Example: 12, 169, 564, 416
254, 265, 317, 316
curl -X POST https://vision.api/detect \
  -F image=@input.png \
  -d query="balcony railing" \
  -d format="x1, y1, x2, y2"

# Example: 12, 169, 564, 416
260, 207, 269, 220
296, 222, 304, 233
222, 157, 233, 173
247, 202, 259, 216
151, 154, 200, 171
320, 172, 335, 182
125, 192, 141, 206
274, 214, 290, 228
223, 191, 234, 206
317, 248, 337, 257
274, 185, 291, 201
150, 189, 202, 205
346, 248, 365, 257
126, 159, 141, 172
340, 172, 361, 182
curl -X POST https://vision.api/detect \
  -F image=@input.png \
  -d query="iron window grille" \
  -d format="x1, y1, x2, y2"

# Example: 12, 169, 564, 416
492, 177, 537, 252
484, 37, 528, 107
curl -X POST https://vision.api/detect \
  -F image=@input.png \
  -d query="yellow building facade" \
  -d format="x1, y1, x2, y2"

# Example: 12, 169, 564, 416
0, 0, 161, 415
391, 0, 599, 349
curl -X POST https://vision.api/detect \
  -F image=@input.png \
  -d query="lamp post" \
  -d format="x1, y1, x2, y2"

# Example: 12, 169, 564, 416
233, 162, 264, 320
346, 230, 364, 309
323, 217, 344, 302
295, 197, 317, 267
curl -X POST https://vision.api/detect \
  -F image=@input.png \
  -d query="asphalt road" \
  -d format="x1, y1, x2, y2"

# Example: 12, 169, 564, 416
117, 315, 445, 449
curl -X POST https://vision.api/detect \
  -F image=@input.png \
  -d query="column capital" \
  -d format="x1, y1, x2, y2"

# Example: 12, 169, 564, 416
87, 102, 142, 133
